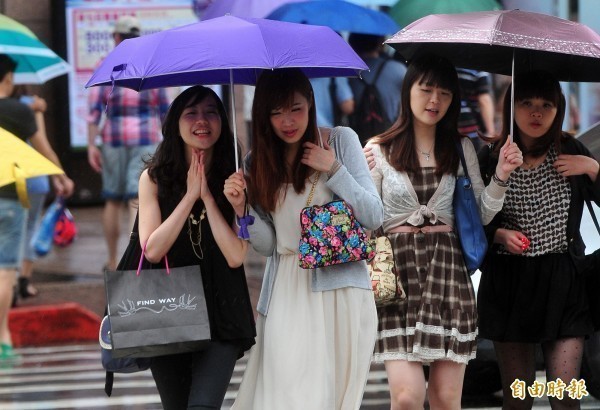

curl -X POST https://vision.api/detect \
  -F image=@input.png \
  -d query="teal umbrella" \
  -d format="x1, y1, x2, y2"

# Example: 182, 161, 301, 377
390, 0, 502, 28
0, 14, 70, 84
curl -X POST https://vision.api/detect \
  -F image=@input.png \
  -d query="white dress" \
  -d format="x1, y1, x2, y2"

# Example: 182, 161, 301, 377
232, 177, 378, 410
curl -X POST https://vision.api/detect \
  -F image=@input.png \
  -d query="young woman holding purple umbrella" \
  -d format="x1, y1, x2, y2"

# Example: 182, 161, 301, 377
224, 68, 383, 409
478, 70, 600, 410
137, 85, 255, 409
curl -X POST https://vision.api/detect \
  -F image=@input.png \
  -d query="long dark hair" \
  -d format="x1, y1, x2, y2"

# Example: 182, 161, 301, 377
249, 68, 320, 212
371, 53, 462, 176
495, 70, 566, 158
146, 85, 238, 222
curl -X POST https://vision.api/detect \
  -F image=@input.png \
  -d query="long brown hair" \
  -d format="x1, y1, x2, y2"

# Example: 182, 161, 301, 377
248, 68, 319, 212
494, 70, 566, 158
371, 53, 462, 176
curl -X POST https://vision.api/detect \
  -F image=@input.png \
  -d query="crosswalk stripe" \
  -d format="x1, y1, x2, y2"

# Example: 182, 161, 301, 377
0, 343, 394, 409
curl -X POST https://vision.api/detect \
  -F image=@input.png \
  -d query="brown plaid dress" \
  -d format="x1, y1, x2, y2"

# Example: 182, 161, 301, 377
373, 167, 478, 364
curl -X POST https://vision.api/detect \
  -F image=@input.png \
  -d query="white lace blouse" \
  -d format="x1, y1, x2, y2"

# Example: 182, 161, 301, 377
367, 137, 508, 232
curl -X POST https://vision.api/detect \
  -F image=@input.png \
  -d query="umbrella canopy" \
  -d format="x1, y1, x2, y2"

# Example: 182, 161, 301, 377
201, 0, 302, 20
0, 127, 64, 208
85, 15, 368, 90
86, 15, 367, 171
0, 14, 71, 84
389, 0, 501, 28
385, 9, 600, 82
266, 0, 399, 36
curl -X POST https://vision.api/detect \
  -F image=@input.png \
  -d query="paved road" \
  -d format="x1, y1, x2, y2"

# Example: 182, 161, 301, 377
7, 206, 600, 409
1, 344, 599, 409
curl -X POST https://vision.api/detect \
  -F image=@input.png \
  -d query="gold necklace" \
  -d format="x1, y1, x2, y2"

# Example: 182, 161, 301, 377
187, 207, 206, 260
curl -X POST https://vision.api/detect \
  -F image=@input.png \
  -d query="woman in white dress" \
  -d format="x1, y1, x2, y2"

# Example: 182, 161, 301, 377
224, 68, 383, 410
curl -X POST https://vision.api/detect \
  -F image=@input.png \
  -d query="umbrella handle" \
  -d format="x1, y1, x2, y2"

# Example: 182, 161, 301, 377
230, 70, 239, 171
13, 164, 30, 209
510, 50, 514, 143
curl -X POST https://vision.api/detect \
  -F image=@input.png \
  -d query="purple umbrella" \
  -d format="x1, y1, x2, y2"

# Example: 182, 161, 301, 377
385, 9, 600, 136
86, 15, 367, 168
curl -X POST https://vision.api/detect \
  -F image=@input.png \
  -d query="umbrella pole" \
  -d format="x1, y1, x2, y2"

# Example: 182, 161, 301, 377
230, 70, 239, 171
510, 50, 515, 143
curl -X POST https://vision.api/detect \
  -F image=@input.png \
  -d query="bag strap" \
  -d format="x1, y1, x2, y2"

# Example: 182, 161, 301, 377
586, 199, 600, 236
305, 127, 336, 207
455, 140, 471, 180
137, 241, 170, 276
362, 58, 389, 86
305, 172, 321, 207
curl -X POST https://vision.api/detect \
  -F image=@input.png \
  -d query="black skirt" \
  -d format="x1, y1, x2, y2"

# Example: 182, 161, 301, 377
477, 252, 594, 343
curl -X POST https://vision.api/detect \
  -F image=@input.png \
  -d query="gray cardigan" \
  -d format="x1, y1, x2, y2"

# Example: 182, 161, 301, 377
247, 127, 384, 316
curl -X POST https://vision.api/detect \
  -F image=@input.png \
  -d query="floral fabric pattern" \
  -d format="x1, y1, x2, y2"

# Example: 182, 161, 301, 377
298, 200, 375, 269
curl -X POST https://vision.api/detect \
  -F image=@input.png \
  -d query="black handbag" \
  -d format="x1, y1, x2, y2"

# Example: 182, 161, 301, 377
582, 200, 600, 331
99, 315, 151, 373
453, 141, 488, 274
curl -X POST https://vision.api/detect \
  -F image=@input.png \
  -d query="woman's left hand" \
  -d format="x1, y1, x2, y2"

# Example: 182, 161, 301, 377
301, 139, 336, 173
495, 137, 523, 181
364, 146, 375, 171
554, 154, 600, 180
197, 149, 212, 201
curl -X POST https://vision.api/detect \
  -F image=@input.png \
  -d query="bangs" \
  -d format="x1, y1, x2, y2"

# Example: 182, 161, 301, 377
262, 70, 303, 111
185, 87, 214, 107
417, 65, 459, 95
514, 70, 561, 106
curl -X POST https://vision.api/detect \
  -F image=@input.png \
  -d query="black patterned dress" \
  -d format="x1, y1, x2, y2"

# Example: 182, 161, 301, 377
478, 145, 594, 342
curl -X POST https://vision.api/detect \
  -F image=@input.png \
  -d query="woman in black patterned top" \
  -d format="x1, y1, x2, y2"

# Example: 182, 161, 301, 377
478, 70, 600, 410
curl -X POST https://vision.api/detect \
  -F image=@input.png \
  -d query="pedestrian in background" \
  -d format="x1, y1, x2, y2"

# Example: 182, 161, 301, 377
225, 68, 382, 409
12, 88, 50, 300
365, 54, 521, 409
138, 85, 255, 409
310, 76, 354, 127
348, 33, 406, 145
477, 70, 599, 410
457, 68, 496, 151
0, 54, 74, 360
86, 15, 170, 272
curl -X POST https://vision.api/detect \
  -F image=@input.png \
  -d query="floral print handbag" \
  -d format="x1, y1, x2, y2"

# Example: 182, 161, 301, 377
298, 171, 375, 269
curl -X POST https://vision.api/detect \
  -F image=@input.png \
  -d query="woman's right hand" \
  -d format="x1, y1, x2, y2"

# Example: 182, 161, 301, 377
224, 170, 247, 217
494, 228, 529, 254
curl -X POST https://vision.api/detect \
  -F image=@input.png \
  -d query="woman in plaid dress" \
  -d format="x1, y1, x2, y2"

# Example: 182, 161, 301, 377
365, 54, 522, 409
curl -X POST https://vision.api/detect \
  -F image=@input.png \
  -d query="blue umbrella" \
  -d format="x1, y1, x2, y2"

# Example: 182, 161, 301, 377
266, 0, 399, 36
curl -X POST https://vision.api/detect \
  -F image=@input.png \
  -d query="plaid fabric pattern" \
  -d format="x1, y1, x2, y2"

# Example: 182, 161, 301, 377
87, 86, 170, 147
373, 168, 478, 364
